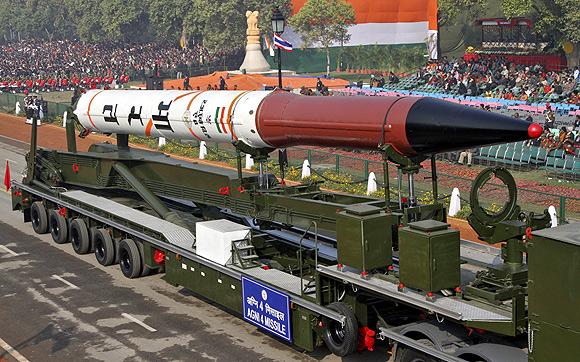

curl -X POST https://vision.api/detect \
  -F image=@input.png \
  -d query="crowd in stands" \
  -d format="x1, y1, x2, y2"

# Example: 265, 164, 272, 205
343, 59, 580, 162
415, 56, 580, 104
0, 39, 212, 94
535, 107, 580, 155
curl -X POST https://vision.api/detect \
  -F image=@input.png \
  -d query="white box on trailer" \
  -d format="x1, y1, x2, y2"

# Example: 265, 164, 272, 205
196, 219, 250, 265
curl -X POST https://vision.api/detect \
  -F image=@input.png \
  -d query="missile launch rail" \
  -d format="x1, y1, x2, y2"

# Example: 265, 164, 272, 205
8, 92, 578, 361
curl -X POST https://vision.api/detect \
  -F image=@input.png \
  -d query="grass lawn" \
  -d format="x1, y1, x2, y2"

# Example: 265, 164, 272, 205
39, 91, 74, 104
10, 90, 73, 104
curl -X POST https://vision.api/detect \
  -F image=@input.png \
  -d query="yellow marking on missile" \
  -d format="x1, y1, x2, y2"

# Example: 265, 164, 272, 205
86, 90, 105, 131
226, 91, 250, 140
185, 91, 206, 141
145, 119, 153, 137
186, 91, 206, 111
173, 91, 198, 102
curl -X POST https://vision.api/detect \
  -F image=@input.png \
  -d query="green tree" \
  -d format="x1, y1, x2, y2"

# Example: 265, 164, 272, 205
0, 0, 292, 55
503, 0, 579, 43
437, 0, 488, 27
182, 0, 245, 56
0, 0, 19, 40
0, 0, 74, 40
99, 0, 148, 42
147, 0, 192, 43
290, 0, 355, 76
503, 0, 580, 64
63, 0, 106, 42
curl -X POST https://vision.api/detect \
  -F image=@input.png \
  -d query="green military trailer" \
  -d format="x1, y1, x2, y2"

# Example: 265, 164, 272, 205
8, 114, 579, 361
528, 224, 580, 361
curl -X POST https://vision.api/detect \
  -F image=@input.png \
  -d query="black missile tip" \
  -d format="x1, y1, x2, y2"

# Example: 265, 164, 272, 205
528, 123, 542, 139
405, 97, 547, 155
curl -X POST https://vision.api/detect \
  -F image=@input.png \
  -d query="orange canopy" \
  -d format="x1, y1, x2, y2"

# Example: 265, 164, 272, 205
163, 72, 349, 91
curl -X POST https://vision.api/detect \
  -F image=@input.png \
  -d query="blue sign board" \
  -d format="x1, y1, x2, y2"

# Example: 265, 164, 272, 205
242, 276, 292, 342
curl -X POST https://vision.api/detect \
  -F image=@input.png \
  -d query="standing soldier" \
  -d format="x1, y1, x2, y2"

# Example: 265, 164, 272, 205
32, 95, 42, 126
23, 90, 34, 124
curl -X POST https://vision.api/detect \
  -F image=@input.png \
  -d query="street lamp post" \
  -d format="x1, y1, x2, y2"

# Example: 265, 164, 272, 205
271, 7, 285, 89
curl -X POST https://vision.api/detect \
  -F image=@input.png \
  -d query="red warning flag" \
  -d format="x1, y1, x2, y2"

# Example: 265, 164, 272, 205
4, 160, 10, 191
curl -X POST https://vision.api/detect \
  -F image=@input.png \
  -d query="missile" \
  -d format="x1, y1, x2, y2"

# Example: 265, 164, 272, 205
74, 89, 543, 156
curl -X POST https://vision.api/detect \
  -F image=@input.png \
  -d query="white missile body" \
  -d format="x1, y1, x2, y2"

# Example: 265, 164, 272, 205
74, 89, 273, 149
75, 89, 541, 156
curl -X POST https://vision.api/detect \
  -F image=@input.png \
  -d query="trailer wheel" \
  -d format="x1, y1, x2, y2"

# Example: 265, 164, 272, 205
89, 227, 98, 252
135, 241, 151, 277
70, 219, 90, 254
321, 302, 358, 357
396, 339, 438, 362
31, 201, 48, 234
118, 239, 142, 279
94, 229, 115, 266
49, 210, 68, 244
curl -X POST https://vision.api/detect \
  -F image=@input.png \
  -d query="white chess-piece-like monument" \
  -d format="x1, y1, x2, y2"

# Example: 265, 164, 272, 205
366, 172, 377, 195
239, 10, 271, 73
199, 141, 207, 160
548, 205, 558, 227
245, 153, 254, 169
448, 188, 461, 217
301, 160, 311, 179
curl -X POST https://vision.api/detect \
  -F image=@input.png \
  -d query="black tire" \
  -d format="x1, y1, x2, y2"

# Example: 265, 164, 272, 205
89, 227, 99, 252
321, 302, 358, 357
136, 241, 151, 277
31, 201, 48, 234
94, 228, 115, 266
70, 219, 90, 254
396, 339, 438, 362
118, 238, 142, 279
49, 209, 68, 244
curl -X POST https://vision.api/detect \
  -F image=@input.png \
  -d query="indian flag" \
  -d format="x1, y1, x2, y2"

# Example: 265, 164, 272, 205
214, 107, 228, 134
290, 0, 438, 46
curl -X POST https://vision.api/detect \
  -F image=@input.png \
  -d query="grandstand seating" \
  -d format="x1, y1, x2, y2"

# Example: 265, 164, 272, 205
382, 73, 580, 108
351, 74, 580, 120
341, 80, 579, 180
474, 141, 579, 180
342, 80, 579, 180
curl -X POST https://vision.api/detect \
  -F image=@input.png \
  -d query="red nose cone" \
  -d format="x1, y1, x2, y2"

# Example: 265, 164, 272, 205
528, 123, 542, 139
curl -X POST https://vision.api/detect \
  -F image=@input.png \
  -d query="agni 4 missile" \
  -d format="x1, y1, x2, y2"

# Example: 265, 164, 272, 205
74, 89, 543, 156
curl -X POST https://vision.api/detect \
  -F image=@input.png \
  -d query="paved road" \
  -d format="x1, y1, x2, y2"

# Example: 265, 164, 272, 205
0, 136, 388, 361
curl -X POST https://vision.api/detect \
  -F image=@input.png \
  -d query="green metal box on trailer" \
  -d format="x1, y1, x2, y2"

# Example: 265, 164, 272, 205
336, 205, 393, 272
399, 220, 460, 292
529, 223, 580, 361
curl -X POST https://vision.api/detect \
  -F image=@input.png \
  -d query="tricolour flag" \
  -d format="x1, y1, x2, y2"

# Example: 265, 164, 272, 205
273, 34, 293, 52
264, 36, 275, 57
290, 0, 437, 46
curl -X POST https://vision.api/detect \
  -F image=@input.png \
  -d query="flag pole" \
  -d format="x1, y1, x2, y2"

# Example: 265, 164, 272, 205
277, 46, 282, 89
